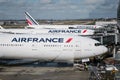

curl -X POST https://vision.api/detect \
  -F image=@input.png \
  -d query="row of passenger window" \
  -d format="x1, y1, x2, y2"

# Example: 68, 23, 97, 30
44, 45, 74, 47
0, 44, 23, 46
0, 44, 77, 47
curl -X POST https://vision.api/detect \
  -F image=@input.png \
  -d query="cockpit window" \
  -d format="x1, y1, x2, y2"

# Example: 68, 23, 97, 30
95, 43, 102, 46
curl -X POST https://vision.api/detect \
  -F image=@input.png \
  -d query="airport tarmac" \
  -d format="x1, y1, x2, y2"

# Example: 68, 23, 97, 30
0, 67, 89, 80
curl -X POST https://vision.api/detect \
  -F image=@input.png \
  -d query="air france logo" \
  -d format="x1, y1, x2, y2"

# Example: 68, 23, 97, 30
48, 30, 81, 33
66, 38, 73, 43
82, 30, 87, 33
11, 37, 73, 43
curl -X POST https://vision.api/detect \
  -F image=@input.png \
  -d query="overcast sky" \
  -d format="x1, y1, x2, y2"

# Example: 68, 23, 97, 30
0, 0, 119, 20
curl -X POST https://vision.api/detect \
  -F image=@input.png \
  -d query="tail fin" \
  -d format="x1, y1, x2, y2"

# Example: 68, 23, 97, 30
25, 12, 39, 26
0, 26, 4, 29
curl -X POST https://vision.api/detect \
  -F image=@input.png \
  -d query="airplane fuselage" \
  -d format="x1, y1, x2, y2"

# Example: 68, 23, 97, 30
0, 28, 94, 35
27, 25, 102, 29
0, 34, 107, 63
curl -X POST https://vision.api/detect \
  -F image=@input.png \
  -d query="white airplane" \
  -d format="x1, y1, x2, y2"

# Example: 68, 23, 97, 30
0, 34, 108, 63
0, 12, 95, 36
0, 28, 94, 36
25, 12, 103, 29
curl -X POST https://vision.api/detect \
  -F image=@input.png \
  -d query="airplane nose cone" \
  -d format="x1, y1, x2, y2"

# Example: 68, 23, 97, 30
103, 46, 108, 53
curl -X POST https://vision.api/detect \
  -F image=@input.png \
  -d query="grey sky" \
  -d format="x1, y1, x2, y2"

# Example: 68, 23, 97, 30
0, 0, 118, 20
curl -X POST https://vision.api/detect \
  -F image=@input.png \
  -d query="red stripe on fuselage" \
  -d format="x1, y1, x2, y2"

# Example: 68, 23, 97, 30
66, 38, 73, 43
83, 30, 87, 33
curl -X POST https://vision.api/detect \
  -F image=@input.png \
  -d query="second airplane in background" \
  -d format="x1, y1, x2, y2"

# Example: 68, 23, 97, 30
0, 12, 95, 35
0, 28, 94, 36
25, 12, 103, 29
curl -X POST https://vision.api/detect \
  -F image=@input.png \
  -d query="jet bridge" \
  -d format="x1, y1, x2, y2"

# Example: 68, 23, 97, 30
92, 24, 119, 44
87, 24, 120, 80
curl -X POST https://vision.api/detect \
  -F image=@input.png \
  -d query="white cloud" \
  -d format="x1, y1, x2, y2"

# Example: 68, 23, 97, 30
40, 0, 52, 4
59, 0, 70, 4
84, 0, 105, 5
0, 0, 8, 2
69, 5, 77, 9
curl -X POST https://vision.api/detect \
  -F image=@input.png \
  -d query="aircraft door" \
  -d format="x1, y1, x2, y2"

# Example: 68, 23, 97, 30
74, 41, 82, 59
